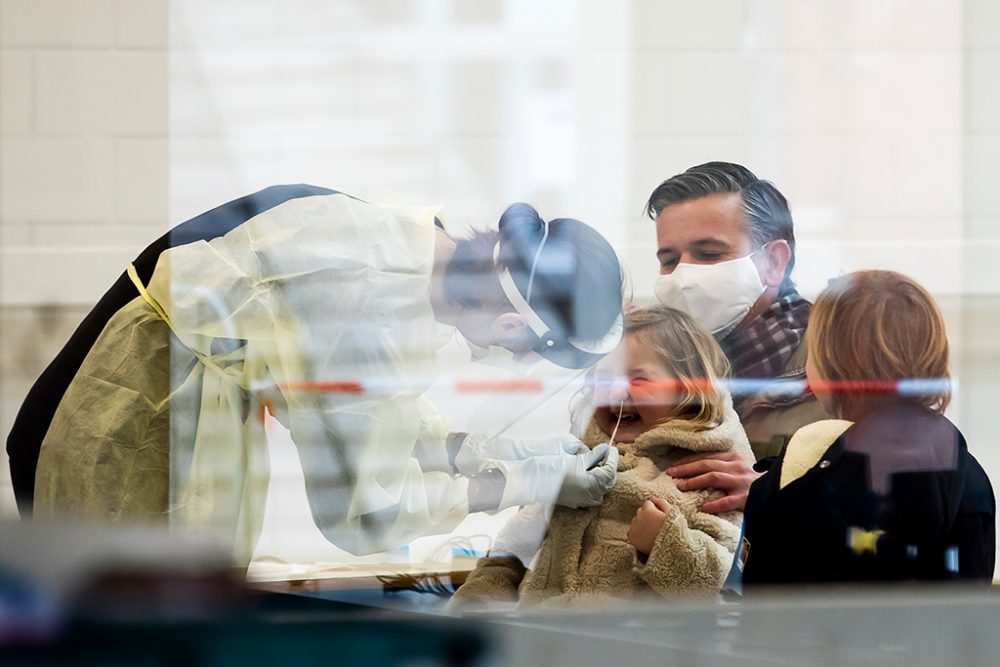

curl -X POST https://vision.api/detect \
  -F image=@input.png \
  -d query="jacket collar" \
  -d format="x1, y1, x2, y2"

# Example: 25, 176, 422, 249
582, 392, 751, 456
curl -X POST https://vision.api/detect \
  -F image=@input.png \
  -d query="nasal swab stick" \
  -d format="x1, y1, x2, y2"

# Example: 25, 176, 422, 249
608, 400, 624, 446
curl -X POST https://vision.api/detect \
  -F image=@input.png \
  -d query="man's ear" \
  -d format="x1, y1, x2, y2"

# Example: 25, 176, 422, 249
491, 313, 533, 352
759, 240, 791, 289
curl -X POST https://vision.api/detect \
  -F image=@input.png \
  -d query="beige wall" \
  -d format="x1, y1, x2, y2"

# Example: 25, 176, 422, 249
0, 0, 168, 515
1, 0, 998, 570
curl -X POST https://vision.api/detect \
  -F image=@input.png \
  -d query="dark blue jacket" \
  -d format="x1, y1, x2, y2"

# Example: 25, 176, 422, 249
742, 402, 995, 586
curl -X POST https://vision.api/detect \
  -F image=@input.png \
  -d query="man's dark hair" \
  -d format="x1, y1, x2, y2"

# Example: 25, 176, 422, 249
645, 161, 797, 292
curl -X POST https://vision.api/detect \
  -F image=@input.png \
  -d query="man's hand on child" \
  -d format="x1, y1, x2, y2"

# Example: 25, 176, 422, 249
627, 497, 673, 557
666, 451, 760, 514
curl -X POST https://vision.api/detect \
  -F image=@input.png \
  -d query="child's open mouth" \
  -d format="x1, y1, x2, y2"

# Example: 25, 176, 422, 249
615, 406, 641, 425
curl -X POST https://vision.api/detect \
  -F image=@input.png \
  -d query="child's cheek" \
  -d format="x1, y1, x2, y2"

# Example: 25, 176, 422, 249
629, 379, 677, 405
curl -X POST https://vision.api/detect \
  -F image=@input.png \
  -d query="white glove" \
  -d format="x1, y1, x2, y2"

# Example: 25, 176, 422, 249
454, 433, 589, 475
556, 445, 619, 508
485, 444, 614, 509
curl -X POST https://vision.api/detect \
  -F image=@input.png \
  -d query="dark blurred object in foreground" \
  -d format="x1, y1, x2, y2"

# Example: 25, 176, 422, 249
0, 520, 489, 666
0, 520, 238, 646
1, 610, 488, 667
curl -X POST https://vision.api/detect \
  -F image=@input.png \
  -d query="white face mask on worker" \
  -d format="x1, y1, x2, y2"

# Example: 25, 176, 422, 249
654, 251, 766, 338
467, 340, 534, 375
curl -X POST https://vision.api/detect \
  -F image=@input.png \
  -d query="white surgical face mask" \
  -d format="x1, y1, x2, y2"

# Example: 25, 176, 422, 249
467, 339, 535, 375
468, 339, 506, 362
461, 305, 535, 373
654, 250, 766, 337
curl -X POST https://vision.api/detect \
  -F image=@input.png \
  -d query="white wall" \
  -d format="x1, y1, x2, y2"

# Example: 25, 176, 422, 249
2, 0, 998, 572
0, 0, 169, 515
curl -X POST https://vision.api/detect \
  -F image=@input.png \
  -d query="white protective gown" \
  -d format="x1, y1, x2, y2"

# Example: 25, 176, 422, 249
34, 194, 469, 563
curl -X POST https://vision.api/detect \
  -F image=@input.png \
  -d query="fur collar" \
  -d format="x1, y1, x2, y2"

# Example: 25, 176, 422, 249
581, 393, 752, 457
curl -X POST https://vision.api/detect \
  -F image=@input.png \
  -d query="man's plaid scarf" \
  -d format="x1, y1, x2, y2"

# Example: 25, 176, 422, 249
719, 290, 811, 387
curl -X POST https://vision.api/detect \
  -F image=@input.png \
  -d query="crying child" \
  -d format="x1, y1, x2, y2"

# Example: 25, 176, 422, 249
449, 306, 754, 609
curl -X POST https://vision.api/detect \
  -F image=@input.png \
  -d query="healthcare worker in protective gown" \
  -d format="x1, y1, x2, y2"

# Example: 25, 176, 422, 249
15, 186, 625, 564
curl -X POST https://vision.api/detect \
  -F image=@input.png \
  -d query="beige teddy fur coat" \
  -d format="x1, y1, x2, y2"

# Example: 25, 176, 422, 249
449, 395, 753, 610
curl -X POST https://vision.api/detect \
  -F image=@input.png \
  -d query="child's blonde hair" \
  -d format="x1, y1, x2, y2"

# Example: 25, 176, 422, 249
808, 270, 950, 421
623, 306, 731, 429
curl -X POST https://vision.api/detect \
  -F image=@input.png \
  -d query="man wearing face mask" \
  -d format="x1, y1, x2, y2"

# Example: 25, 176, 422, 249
645, 162, 832, 515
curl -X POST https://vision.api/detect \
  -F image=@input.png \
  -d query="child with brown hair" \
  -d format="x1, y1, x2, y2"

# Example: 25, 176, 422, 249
449, 306, 753, 608
741, 270, 995, 585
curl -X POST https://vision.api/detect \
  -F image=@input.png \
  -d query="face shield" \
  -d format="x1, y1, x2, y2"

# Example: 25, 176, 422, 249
494, 222, 623, 370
